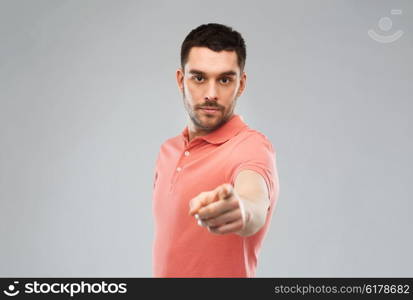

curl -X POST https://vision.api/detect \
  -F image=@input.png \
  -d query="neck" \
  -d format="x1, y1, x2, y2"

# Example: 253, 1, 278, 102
187, 122, 211, 142
186, 113, 234, 142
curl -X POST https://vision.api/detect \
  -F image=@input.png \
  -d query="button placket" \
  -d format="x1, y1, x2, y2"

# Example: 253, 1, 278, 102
171, 149, 188, 188
170, 147, 194, 193
176, 150, 189, 172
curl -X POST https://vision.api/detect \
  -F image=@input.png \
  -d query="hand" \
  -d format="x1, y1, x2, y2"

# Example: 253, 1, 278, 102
188, 183, 251, 235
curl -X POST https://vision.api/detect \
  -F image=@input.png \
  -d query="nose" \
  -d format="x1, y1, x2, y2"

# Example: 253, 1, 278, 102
204, 81, 218, 102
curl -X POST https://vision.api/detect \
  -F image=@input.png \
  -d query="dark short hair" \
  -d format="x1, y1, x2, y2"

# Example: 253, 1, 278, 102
180, 23, 247, 72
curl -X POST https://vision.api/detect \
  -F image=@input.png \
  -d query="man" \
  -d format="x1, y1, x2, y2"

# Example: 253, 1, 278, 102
152, 23, 279, 277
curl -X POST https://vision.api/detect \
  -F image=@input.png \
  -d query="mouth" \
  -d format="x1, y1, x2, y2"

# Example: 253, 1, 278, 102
200, 107, 220, 114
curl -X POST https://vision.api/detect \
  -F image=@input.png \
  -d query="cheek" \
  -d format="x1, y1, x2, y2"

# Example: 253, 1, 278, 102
186, 82, 202, 100
221, 86, 238, 101
231, 82, 241, 96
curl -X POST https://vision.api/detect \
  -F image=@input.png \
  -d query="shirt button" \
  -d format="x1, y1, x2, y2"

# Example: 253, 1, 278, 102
177, 167, 182, 172
184, 151, 190, 156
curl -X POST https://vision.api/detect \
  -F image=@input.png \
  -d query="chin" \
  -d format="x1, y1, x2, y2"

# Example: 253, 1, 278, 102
205, 117, 225, 128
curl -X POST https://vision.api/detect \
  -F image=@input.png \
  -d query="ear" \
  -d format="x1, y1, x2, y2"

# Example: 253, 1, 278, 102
176, 68, 184, 93
236, 71, 247, 98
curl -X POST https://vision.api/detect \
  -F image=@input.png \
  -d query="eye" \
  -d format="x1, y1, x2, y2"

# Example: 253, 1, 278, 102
193, 75, 204, 82
220, 77, 232, 84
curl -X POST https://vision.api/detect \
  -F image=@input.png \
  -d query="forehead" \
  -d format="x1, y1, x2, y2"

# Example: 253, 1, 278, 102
185, 47, 239, 75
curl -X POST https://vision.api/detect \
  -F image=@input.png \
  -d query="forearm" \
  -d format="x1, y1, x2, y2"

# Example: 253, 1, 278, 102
236, 194, 268, 237
232, 169, 270, 237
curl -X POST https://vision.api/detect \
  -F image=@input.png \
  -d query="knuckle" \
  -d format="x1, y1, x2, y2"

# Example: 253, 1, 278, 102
207, 219, 216, 227
209, 228, 220, 235
203, 207, 212, 215
231, 199, 239, 208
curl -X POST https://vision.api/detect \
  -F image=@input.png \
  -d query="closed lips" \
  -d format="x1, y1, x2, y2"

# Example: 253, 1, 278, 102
201, 107, 219, 110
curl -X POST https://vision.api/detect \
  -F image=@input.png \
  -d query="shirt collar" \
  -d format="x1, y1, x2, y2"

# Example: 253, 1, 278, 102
181, 114, 248, 145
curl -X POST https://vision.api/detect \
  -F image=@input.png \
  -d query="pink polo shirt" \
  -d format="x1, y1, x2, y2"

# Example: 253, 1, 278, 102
152, 114, 279, 277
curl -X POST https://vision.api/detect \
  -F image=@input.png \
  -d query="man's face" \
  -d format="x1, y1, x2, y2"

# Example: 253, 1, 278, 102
176, 47, 246, 133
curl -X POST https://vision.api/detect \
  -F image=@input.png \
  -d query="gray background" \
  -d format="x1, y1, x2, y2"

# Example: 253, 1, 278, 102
0, 0, 412, 277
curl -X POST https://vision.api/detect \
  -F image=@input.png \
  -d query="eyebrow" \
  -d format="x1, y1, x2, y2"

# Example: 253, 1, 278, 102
188, 69, 237, 77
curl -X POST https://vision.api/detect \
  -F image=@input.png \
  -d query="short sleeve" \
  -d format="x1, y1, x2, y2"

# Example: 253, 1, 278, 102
153, 151, 161, 190
153, 170, 158, 190
227, 133, 279, 209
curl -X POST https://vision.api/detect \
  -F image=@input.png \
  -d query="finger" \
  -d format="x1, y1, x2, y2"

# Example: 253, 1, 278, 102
189, 184, 234, 216
196, 216, 207, 227
188, 193, 207, 216
204, 209, 242, 228
188, 191, 217, 216
207, 219, 244, 235
197, 197, 239, 220
215, 183, 234, 200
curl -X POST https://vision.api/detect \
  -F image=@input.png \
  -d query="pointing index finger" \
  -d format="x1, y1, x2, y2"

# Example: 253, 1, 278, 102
188, 191, 216, 216
217, 183, 234, 200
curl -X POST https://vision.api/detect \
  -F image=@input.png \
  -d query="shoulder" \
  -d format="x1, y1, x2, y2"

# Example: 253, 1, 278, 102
154, 134, 182, 163
235, 128, 276, 154
159, 134, 183, 151
224, 128, 277, 172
